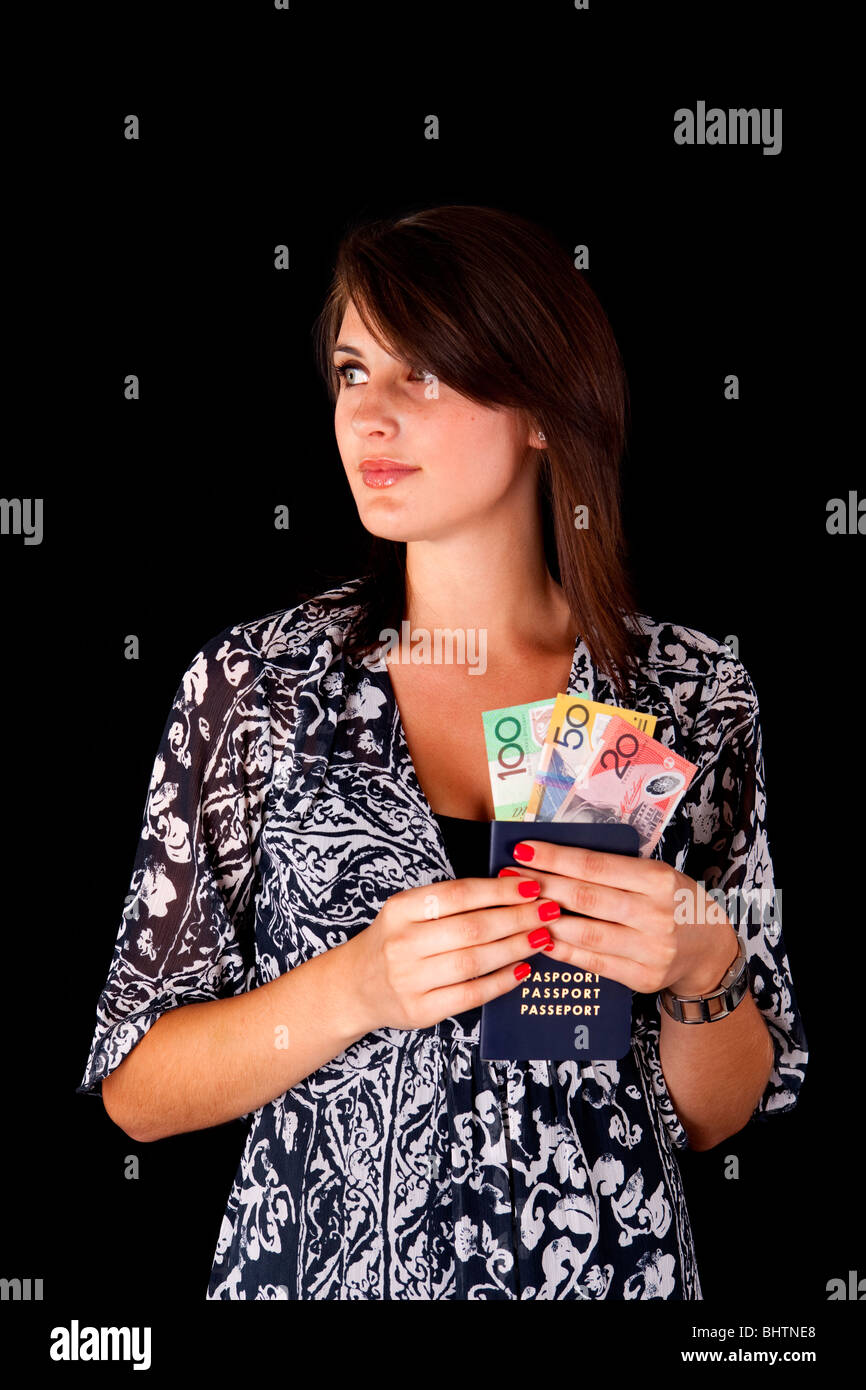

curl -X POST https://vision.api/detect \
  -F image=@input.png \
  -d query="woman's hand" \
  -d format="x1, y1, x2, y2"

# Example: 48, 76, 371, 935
500, 840, 739, 997
348, 873, 563, 1033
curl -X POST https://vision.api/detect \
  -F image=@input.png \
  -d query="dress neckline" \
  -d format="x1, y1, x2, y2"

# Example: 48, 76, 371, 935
362, 626, 597, 865
433, 811, 490, 825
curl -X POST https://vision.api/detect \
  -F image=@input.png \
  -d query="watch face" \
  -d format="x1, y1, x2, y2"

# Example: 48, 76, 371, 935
720, 938, 746, 987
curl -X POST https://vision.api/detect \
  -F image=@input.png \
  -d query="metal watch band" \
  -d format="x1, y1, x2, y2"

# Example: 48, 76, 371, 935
658, 935, 748, 1024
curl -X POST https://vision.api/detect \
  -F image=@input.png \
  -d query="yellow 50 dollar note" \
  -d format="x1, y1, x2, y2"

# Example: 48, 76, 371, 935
524, 692, 657, 821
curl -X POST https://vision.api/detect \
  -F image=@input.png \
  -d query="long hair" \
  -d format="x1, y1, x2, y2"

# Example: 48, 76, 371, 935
308, 203, 648, 700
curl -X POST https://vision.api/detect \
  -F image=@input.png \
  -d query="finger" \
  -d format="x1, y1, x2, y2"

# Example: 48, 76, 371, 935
419, 921, 558, 992
413, 890, 562, 963
399, 874, 554, 957
499, 865, 643, 929
403, 873, 541, 918
419, 954, 539, 1020
511, 840, 674, 897
540, 919, 678, 992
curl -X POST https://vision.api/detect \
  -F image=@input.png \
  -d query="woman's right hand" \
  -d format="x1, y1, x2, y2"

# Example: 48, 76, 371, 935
347, 874, 561, 1032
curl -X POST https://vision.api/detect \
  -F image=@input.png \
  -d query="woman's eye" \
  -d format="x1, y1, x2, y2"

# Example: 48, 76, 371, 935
334, 362, 367, 387
334, 362, 430, 389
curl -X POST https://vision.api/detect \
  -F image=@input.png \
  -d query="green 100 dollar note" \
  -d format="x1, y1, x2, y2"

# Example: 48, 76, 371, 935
481, 695, 568, 820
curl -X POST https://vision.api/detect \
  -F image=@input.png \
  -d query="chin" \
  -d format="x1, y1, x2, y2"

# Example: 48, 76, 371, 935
359, 517, 429, 543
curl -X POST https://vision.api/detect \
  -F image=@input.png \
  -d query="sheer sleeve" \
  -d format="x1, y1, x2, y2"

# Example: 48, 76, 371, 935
632, 657, 808, 1152
680, 662, 809, 1127
76, 626, 271, 1105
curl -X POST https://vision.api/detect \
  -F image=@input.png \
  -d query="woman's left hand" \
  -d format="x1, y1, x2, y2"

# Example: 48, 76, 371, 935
501, 839, 738, 996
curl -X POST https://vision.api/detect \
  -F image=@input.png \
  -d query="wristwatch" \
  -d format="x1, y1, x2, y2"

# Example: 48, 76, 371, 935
658, 935, 748, 1023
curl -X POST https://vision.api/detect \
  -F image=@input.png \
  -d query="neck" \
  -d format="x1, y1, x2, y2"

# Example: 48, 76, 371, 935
400, 532, 577, 665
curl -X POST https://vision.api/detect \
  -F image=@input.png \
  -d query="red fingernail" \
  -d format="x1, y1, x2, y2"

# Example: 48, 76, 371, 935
542, 941, 555, 952
513, 842, 534, 861
498, 868, 520, 877
514, 963, 531, 981
528, 927, 552, 948
518, 879, 541, 897
538, 901, 560, 921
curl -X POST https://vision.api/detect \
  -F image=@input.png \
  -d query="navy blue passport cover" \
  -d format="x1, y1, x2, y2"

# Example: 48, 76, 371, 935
481, 821, 640, 1062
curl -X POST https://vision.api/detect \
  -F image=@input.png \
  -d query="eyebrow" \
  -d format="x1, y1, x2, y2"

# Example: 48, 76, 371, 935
333, 342, 365, 356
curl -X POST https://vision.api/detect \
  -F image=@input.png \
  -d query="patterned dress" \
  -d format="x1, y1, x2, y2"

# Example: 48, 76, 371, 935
77, 577, 808, 1299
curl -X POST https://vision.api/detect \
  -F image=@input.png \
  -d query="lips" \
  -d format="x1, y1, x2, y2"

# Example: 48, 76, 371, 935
360, 459, 420, 488
360, 459, 416, 471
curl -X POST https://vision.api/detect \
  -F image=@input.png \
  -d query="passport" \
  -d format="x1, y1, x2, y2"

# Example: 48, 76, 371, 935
481, 820, 640, 1061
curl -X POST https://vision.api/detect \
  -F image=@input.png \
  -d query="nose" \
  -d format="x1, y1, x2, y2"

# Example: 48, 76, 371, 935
348, 387, 400, 436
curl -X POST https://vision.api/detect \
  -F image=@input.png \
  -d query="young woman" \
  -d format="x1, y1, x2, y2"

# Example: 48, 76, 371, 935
78, 204, 807, 1300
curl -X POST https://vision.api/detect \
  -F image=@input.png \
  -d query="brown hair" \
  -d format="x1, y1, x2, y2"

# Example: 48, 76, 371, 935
309, 203, 648, 700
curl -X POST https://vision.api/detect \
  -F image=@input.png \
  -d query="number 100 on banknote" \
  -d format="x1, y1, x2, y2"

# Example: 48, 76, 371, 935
481, 696, 561, 821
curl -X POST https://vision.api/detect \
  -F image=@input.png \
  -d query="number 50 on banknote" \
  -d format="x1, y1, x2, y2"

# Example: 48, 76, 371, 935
525, 693, 658, 822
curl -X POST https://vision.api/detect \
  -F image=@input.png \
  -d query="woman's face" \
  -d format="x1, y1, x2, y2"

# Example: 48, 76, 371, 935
333, 299, 538, 543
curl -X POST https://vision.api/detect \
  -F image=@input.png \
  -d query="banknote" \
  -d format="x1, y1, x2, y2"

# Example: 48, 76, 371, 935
552, 714, 697, 855
525, 693, 658, 822
481, 696, 562, 820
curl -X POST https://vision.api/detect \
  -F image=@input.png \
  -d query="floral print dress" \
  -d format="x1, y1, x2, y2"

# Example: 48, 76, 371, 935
77, 578, 808, 1299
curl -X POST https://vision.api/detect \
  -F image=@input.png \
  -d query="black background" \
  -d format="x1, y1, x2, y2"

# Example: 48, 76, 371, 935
3, 0, 858, 1370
